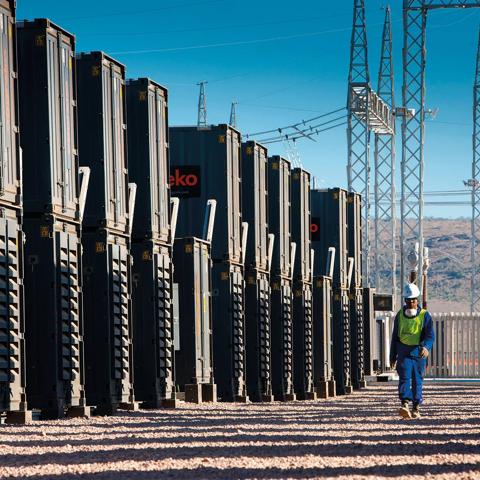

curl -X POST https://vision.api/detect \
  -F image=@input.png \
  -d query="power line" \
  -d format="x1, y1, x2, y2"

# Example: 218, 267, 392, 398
246, 107, 345, 137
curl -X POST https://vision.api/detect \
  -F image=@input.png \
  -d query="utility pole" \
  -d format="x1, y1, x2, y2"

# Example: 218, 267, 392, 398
229, 101, 237, 128
471, 28, 480, 313
374, 6, 396, 299
197, 81, 207, 127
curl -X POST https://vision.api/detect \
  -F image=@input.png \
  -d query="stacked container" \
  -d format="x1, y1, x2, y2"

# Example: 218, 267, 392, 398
347, 192, 366, 389
169, 125, 248, 402
76, 52, 137, 414
18, 19, 90, 419
311, 188, 353, 395
290, 168, 315, 400
0, 0, 30, 423
126, 78, 176, 407
242, 141, 274, 402
268, 156, 296, 401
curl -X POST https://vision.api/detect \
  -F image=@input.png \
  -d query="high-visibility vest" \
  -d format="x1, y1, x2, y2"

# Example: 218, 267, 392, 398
398, 309, 426, 346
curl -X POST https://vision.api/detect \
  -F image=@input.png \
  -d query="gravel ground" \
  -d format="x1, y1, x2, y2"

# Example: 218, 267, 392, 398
1, 383, 479, 479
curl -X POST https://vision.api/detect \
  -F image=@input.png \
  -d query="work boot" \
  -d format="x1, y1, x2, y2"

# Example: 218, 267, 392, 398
411, 403, 421, 419
398, 400, 411, 419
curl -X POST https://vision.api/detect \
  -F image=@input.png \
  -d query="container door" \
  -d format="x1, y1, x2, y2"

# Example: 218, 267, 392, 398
227, 130, 242, 262
0, 11, 19, 205
47, 31, 77, 217
280, 161, 291, 276
103, 61, 127, 229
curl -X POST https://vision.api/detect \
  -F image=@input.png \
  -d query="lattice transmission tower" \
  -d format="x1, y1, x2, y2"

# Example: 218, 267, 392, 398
347, 0, 394, 286
197, 81, 207, 127
400, 0, 480, 292
471, 29, 480, 312
374, 6, 396, 296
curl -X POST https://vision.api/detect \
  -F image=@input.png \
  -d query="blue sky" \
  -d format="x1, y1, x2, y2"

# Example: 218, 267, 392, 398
16, 0, 480, 218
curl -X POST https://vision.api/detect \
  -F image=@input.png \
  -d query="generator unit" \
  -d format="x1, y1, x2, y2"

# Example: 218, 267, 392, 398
18, 18, 91, 419
242, 141, 274, 402
311, 188, 352, 395
347, 192, 366, 389
268, 156, 296, 401
173, 230, 217, 403
0, 0, 30, 423
291, 168, 315, 400
169, 125, 248, 402
77, 51, 137, 414
127, 78, 176, 408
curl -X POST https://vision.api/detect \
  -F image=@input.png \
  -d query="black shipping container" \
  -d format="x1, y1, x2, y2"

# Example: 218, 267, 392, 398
211, 261, 247, 402
169, 125, 242, 263
363, 288, 376, 376
347, 193, 362, 288
349, 288, 366, 389
77, 52, 130, 233
268, 156, 291, 277
0, 206, 30, 421
0, 1, 21, 209
312, 276, 335, 398
23, 215, 89, 418
127, 78, 170, 243
241, 141, 269, 271
17, 19, 79, 220
311, 189, 348, 289
292, 281, 315, 399
131, 240, 176, 407
270, 276, 295, 401
291, 168, 311, 282
332, 289, 353, 395
82, 230, 135, 413
245, 268, 273, 402
173, 237, 216, 403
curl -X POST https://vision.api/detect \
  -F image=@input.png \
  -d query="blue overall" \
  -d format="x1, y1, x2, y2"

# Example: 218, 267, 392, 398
390, 307, 435, 405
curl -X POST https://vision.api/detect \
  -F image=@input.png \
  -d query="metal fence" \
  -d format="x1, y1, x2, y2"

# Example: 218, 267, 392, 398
427, 313, 480, 378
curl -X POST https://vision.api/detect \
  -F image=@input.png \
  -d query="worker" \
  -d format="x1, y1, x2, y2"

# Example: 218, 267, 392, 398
390, 283, 435, 419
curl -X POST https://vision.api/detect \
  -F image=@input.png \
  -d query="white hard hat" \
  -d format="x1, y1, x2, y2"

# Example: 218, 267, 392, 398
403, 283, 420, 299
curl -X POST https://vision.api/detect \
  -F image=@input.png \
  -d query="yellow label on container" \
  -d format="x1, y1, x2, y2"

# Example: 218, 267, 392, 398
247, 276, 255, 285
35, 35, 45, 47
293, 172, 300, 180
95, 242, 105, 253
139, 91, 147, 101
246, 146, 253, 155
218, 135, 226, 144
221, 271, 229, 281
8, 24, 12, 39
333, 191, 339, 200
272, 282, 280, 291
316, 279, 323, 288
271, 162, 279, 170
69, 57, 72, 70
334, 293, 341, 301
185, 244, 193, 254
91, 65, 101, 77
295, 289, 302, 297
40, 226, 49, 238
142, 250, 151, 260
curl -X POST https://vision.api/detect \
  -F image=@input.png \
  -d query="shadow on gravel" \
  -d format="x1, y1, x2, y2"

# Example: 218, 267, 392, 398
1, 429, 479, 449
2, 438, 480, 468
19, 462, 480, 479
